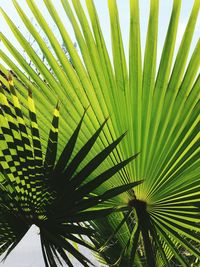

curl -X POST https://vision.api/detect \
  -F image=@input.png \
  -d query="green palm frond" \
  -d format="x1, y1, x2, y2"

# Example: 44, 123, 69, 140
0, 75, 140, 266
0, 0, 199, 266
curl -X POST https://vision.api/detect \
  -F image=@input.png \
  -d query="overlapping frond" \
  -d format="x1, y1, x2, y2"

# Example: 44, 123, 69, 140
0, 75, 140, 266
0, 0, 199, 266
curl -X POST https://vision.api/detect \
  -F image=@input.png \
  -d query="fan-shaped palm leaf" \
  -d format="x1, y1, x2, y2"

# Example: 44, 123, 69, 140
0, 75, 141, 266
0, 0, 199, 266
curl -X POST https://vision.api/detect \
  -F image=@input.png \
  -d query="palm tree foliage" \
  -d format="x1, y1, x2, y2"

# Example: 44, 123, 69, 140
0, 0, 200, 266
0, 74, 141, 266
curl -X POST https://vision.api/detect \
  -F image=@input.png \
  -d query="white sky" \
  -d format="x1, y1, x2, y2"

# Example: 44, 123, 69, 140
0, 0, 199, 266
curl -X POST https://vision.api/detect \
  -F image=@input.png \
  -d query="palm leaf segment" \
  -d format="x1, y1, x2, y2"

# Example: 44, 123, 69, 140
0, 0, 200, 266
0, 75, 140, 266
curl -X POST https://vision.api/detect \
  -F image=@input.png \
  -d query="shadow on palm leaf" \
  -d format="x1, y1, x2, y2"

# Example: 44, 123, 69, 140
0, 75, 141, 266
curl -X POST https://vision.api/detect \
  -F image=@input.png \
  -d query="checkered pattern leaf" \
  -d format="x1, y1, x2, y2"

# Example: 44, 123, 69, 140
0, 75, 139, 266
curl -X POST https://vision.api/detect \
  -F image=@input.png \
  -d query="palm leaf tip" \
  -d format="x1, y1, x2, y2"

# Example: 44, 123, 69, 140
7, 73, 14, 86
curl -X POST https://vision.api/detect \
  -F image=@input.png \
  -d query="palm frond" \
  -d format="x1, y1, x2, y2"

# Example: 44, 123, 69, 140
0, 76, 140, 266
0, 0, 199, 266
